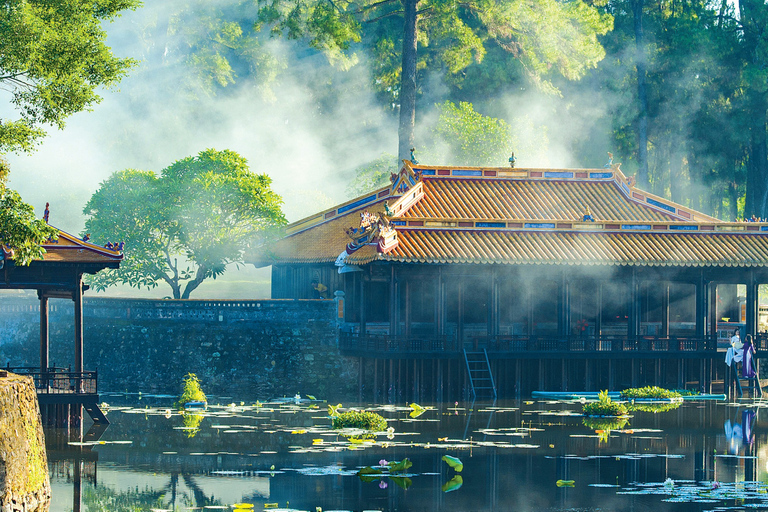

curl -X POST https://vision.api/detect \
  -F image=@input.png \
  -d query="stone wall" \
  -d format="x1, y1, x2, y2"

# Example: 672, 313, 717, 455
0, 297, 359, 401
0, 372, 50, 512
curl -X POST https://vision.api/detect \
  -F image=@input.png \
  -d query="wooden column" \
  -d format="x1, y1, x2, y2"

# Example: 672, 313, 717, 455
596, 282, 603, 335
661, 282, 670, 337
436, 267, 443, 336
695, 271, 707, 338
404, 280, 411, 337
491, 267, 500, 337
709, 280, 719, 346
746, 270, 758, 336
39, 291, 49, 372
559, 271, 571, 337
74, 276, 83, 392
360, 272, 367, 335
628, 268, 640, 337
390, 266, 398, 335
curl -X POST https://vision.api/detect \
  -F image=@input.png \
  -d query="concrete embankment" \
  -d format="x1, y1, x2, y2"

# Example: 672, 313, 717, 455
0, 371, 50, 512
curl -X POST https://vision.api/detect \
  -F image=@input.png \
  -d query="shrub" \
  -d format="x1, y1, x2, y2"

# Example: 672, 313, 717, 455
175, 373, 207, 408
332, 410, 388, 431
620, 386, 682, 400
583, 390, 628, 417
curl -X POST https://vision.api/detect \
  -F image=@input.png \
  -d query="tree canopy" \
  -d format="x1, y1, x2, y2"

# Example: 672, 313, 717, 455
0, 158, 57, 265
0, 0, 136, 265
0, 0, 140, 153
83, 149, 286, 299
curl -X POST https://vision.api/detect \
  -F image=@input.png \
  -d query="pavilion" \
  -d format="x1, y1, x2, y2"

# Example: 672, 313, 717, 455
2, 225, 123, 423
254, 161, 768, 397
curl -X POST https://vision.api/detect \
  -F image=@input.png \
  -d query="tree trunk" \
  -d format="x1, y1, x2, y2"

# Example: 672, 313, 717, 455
631, 0, 649, 187
745, 92, 768, 218
398, 0, 419, 162
181, 266, 208, 299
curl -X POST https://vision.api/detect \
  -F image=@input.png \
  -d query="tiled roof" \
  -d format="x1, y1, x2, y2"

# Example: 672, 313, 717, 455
343, 229, 768, 267
404, 178, 677, 221
254, 200, 388, 265
256, 162, 767, 268
38, 231, 123, 264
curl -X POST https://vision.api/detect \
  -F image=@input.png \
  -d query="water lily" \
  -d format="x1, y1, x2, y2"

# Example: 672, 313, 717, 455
379, 480, 388, 489
379, 459, 388, 466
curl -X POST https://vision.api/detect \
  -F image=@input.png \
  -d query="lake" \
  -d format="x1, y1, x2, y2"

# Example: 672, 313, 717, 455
47, 394, 767, 511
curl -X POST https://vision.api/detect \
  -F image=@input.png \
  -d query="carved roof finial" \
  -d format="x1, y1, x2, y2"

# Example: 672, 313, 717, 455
509, 152, 516, 168
43, 202, 50, 224
410, 148, 418, 165
604, 152, 613, 168
582, 206, 595, 222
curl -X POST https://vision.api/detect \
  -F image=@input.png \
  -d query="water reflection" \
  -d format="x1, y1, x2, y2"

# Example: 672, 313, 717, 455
46, 395, 768, 511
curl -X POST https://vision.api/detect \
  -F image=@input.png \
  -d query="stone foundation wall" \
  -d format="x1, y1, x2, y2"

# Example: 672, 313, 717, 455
0, 372, 50, 512
0, 297, 358, 401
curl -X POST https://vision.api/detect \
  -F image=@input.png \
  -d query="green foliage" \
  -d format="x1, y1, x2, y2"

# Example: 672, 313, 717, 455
442, 455, 463, 472
346, 154, 396, 199
0, 0, 139, 153
175, 373, 207, 409
331, 410, 388, 431
620, 387, 682, 399
82, 149, 286, 299
432, 101, 512, 167
0, 184, 57, 265
582, 390, 628, 417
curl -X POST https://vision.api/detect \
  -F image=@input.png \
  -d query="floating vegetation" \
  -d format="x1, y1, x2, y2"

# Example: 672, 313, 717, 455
582, 416, 629, 431
331, 410, 387, 432
175, 373, 207, 410
626, 401, 682, 413
620, 386, 682, 400
582, 390, 628, 417
618, 480, 768, 506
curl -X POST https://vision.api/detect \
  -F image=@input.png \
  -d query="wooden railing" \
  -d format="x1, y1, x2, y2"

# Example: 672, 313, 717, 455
6, 366, 98, 394
339, 333, 718, 355
339, 333, 459, 354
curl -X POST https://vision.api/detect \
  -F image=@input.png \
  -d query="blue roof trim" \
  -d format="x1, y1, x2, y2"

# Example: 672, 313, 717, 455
420, 169, 436, 176
670, 225, 698, 231
524, 222, 556, 229
337, 194, 377, 214
544, 171, 574, 178
390, 220, 406, 226
589, 172, 613, 179
476, 222, 506, 228
621, 224, 652, 230
646, 197, 676, 213
453, 170, 483, 177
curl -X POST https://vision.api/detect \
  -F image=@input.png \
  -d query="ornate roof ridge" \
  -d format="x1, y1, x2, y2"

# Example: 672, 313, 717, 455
41, 228, 124, 260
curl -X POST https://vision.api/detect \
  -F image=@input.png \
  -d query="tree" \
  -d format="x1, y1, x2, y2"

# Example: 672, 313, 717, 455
0, 158, 57, 265
83, 149, 286, 299
0, 0, 137, 266
257, 0, 612, 160
0, 0, 139, 152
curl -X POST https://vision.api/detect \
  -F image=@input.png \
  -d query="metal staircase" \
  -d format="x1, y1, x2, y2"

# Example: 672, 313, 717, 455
463, 349, 497, 399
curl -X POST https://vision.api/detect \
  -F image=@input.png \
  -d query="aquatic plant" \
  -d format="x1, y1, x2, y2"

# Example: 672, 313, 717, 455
582, 416, 629, 431
620, 386, 682, 399
627, 401, 682, 413
181, 412, 204, 438
582, 390, 628, 417
175, 372, 207, 409
332, 410, 388, 431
